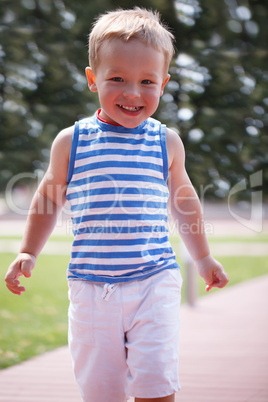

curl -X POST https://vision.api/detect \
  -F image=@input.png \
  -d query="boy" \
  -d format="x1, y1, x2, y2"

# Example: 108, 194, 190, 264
5, 8, 229, 402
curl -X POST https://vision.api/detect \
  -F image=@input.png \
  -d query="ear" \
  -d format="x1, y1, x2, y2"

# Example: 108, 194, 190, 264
85, 67, 97, 92
160, 74, 170, 96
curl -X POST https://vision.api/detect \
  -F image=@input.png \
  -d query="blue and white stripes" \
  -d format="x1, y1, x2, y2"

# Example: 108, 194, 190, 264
66, 113, 179, 283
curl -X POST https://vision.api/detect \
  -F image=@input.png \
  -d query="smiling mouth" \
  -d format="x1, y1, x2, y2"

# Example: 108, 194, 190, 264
118, 105, 142, 112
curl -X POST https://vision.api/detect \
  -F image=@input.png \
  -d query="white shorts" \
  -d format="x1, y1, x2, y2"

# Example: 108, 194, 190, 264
68, 268, 183, 402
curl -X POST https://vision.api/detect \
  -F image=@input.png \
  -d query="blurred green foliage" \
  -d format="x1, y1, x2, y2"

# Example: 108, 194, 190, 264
0, 0, 267, 199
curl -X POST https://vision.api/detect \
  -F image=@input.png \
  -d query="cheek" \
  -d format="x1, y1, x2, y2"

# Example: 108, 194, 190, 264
147, 85, 162, 98
99, 86, 119, 100
145, 90, 161, 105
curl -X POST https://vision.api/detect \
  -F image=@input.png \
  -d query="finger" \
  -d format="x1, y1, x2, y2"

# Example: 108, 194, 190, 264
6, 281, 26, 295
209, 277, 229, 289
215, 278, 229, 288
8, 287, 25, 295
206, 284, 212, 292
21, 260, 33, 278
214, 272, 229, 288
5, 276, 19, 287
205, 275, 222, 291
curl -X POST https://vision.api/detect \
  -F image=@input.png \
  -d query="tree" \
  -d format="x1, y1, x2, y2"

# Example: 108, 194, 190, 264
0, 0, 109, 190
0, 0, 267, 201
156, 0, 268, 200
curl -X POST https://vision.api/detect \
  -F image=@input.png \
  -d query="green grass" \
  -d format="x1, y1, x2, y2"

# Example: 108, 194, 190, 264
0, 235, 268, 369
0, 253, 70, 369
206, 235, 268, 243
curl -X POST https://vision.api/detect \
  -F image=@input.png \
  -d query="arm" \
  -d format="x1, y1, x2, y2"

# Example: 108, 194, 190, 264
5, 126, 74, 295
166, 128, 229, 291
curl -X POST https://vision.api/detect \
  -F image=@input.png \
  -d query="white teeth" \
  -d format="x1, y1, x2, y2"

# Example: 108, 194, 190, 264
119, 105, 140, 111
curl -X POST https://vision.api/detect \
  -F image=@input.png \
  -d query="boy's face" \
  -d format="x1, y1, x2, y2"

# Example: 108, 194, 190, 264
86, 38, 170, 128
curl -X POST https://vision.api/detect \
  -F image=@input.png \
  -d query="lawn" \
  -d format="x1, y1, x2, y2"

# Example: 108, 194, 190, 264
0, 253, 70, 369
0, 236, 267, 369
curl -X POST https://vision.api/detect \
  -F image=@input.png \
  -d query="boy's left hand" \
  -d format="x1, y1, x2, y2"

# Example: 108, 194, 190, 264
195, 254, 229, 292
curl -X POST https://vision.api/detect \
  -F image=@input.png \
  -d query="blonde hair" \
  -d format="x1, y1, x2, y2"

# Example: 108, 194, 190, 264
88, 7, 175, 73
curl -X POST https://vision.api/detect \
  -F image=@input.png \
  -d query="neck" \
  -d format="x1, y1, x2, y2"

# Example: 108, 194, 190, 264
97, 109, 121, 126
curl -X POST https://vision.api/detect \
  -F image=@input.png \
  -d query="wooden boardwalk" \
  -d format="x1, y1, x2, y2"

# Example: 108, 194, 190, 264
0, 275, 267, 402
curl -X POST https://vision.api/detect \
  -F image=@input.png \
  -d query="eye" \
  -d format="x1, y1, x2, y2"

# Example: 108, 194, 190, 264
141, 79, 152, 84
111, 77, 123, 82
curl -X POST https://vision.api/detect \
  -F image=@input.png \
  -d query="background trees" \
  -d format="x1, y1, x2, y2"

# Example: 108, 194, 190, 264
0, 0, 267, 200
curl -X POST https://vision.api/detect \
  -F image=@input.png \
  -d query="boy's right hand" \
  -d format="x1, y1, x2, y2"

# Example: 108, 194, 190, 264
5, 253, 36, 295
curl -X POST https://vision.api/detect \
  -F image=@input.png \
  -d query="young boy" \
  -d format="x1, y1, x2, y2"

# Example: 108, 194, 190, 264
5, 7, 229, 402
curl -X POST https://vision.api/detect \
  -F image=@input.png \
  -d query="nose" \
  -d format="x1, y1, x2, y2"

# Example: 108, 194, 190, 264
123, 83, 140, 99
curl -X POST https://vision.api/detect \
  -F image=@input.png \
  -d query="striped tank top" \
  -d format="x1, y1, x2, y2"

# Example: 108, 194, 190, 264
66, 112, 179, 283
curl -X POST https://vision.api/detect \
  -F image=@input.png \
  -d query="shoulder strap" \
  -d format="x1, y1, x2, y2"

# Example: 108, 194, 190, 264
160, 124, 169, 182
67, 121, 80, 183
